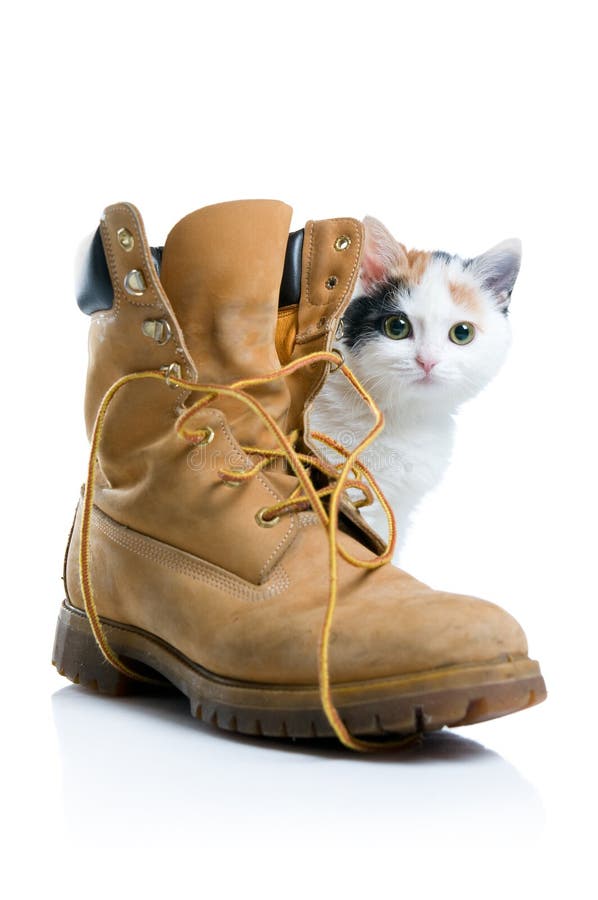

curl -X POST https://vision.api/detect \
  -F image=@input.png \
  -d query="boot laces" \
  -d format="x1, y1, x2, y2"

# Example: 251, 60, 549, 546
79, 350, 417, 752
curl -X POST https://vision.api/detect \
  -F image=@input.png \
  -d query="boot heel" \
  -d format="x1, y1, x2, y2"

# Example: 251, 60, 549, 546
52, 602, 137, 696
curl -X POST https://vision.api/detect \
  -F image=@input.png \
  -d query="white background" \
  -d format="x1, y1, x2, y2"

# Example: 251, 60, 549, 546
2, 1, 597, 897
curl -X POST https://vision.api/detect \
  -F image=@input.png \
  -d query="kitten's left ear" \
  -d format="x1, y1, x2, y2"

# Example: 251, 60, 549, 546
361, 216, 408, 288
469, 238, 522, 311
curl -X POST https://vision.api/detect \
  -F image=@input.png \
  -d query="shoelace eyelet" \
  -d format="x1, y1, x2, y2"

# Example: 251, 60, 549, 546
142, 318, 172, 345
194, 426, 215, 446
334, 235, 351, 251
222, 466, 246, 487
255, 507, 280, 528
328, 349, 344, 373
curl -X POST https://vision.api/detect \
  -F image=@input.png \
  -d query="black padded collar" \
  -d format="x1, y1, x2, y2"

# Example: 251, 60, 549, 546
278, 229, 304, 307
77, 227, 305, 315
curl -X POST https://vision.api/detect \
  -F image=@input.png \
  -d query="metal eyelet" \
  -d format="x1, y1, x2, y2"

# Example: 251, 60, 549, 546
335, 318, 344, 340
222, 466, 247, 487
329, 349, 344, 373
255, 507, 280, 528
117, 227, 135, 251
334, 235, 351, 251
194, 426, 215, 446
124, 269, 146, 296
160, 362, 182, 387
325, 276, 338, 290
142, 318, 172, 344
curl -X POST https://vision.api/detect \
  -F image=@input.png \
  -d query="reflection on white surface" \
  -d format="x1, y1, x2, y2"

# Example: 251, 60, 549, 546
52, 684, 544, 852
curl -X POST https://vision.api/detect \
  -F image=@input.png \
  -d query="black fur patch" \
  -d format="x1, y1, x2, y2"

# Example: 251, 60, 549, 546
342, 279, 410, 352
433, 250, 454, 264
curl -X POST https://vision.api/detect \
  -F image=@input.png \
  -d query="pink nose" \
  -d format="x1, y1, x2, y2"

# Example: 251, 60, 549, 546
416, 357, 438, 375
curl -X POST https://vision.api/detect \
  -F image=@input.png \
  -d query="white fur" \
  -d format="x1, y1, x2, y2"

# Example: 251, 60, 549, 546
310, 228, 520, 556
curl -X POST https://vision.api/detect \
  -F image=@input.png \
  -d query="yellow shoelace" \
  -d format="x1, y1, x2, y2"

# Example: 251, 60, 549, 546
80, 349, 416, 752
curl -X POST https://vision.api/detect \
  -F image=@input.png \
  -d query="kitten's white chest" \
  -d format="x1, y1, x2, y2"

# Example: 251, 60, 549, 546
309, 384, 455, 551
374, 419, 454, 491
363, 421, 454, 552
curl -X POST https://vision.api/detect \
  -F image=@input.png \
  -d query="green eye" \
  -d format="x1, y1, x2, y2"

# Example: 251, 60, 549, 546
383, 315, 412, 340
449, 322, 475, 345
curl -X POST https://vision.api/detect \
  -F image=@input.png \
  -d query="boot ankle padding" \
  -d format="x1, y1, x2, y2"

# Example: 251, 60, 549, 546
275, 305, 299, 366
77, 227, 303, 316
278, 229, 304, 307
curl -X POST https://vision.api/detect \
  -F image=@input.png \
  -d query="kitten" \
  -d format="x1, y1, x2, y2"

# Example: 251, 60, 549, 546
309, 216, 521, 555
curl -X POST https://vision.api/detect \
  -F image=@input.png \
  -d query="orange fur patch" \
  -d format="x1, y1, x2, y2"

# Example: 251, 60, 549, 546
449, 280, 482, 313
390, 248, 431, 285
405, 249, 431, 283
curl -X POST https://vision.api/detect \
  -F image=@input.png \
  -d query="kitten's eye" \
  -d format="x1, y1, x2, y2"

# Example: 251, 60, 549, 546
384, 315, 412, 340
449, 322, 475, 345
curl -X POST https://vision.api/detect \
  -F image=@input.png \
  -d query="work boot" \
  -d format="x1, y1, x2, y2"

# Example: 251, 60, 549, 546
53, 200, 546, 751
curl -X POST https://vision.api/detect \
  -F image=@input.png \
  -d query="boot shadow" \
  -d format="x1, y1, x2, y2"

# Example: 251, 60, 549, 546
52, 682, 544, 851
52, 681, 493, 761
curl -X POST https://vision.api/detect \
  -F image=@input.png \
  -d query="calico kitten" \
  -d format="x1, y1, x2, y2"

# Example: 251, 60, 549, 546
309, 216, 521, 554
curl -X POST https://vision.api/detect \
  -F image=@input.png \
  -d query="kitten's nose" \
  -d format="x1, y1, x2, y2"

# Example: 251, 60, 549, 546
416, 356, 438, 375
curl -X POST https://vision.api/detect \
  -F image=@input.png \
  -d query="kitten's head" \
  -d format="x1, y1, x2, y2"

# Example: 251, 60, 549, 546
340, 216, 521, 413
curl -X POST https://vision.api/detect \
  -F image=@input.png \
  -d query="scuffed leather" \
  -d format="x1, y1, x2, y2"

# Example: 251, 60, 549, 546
66, 499, 528, 685
86, 202, 297, 583
160, 200, 293, 451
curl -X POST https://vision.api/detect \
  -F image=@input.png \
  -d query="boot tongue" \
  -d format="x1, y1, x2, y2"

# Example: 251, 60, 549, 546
160, 200, 293, 450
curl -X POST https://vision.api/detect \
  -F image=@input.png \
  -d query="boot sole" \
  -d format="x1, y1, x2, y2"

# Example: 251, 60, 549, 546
53, 600, 546, 741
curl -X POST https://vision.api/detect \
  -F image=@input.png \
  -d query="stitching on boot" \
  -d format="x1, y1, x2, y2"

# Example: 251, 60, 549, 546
296, 219, 362, 349
302, 219, 361, 313
303, 221, 315, 306
329, 218, 362, 318
297, 511, 318, 527
106, 204, 162, 309
92, 506, 290, 602
203, 411, 298, 583
100, 205, 195, 408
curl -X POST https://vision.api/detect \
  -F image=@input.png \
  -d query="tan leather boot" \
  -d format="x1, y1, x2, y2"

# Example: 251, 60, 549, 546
53, 199, 546, 751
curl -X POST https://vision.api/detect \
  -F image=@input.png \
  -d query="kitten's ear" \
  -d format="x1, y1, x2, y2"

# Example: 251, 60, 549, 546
469, 238, 522, 310
361, 216, 408, 288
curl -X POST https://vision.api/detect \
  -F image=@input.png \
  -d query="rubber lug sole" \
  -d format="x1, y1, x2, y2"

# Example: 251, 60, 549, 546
52, 601, 547, 741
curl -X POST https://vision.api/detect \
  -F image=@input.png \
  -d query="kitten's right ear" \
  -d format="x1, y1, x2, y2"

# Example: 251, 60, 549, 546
469, 238, 522, 310
361, 216, 408, 288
